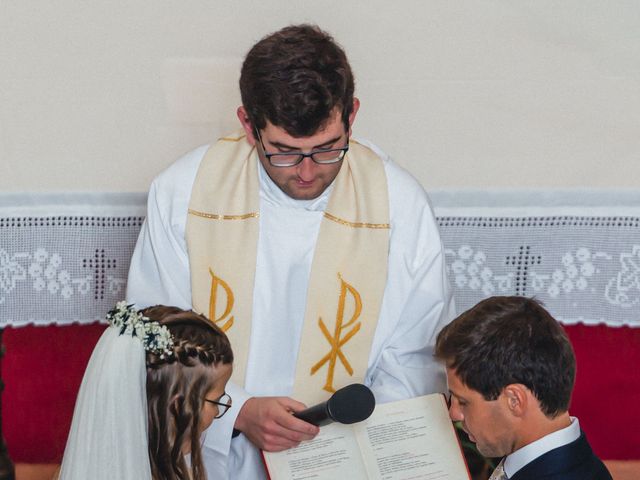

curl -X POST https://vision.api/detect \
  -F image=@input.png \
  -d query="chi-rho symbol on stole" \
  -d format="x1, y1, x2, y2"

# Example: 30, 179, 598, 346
311, 273, 363, 393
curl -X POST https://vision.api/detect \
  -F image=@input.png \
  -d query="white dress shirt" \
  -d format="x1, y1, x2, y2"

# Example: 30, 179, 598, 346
504, 417, 581, 478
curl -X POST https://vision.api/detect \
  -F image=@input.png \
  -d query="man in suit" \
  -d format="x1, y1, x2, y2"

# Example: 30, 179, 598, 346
435, 296, 612, 480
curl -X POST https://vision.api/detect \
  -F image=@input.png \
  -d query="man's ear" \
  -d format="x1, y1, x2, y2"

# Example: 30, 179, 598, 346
237, 106, 256, 145
503, 384, 528, 417
347, 98, 360, 137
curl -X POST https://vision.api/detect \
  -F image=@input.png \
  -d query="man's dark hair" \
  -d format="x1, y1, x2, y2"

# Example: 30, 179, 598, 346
239, 24, 355, 137
435, 296, 576, 418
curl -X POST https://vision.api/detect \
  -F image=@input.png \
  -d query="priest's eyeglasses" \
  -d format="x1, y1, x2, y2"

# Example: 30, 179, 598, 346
205, 392, 232, 419
255, 128, 349, 167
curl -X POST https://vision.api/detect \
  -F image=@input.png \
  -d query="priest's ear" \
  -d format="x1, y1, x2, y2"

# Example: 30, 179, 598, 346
237, 106, 257, 145
347, 97, 360, 137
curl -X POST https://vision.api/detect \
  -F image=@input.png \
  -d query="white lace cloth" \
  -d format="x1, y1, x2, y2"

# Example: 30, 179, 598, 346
2, 190, 639, 327
1, 193, 146, 326
432, 189, 640, 327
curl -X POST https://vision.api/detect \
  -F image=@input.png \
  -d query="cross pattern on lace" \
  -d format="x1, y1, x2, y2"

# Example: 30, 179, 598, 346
83, 249, 117, 300
505, 245, 541, 296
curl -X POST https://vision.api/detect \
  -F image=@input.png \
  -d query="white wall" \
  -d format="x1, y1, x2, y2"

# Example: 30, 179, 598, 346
1, 1, 639, 192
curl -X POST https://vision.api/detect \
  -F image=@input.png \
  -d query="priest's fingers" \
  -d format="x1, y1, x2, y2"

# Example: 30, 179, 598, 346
275, 397, 319, 437
235, 396, 319, 451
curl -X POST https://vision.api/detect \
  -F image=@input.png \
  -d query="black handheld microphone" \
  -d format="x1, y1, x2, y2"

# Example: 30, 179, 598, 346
293, 383, 376, 427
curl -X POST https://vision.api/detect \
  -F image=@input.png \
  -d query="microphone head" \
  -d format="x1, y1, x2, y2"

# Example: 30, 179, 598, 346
326, 383, 375, 424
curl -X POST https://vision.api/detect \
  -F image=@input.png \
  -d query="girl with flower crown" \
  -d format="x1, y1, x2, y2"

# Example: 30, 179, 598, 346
57, 302, 234, 480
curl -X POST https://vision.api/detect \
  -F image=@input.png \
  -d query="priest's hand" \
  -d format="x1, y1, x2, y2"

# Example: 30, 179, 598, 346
235, 396, 320, 451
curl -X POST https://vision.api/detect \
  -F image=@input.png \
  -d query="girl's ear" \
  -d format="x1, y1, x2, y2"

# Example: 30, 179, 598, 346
169, 394, 183, 416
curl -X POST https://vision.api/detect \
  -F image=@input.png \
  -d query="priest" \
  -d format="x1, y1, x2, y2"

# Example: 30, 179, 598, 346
127, 24, 454, 479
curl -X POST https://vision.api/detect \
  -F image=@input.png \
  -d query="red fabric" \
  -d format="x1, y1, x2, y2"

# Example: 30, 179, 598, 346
3, 323, 106, 463
564, 324, 640, 460
1, 323, 638, 462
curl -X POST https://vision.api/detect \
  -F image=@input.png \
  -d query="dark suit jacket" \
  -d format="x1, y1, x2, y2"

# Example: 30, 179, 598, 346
508, 431, 612, 480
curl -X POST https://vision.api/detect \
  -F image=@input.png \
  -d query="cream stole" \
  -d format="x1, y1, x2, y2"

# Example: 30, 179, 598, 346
186, 132, 389, 404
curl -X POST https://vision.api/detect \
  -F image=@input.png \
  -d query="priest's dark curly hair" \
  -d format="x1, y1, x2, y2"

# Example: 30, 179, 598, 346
240, 24, 355, 136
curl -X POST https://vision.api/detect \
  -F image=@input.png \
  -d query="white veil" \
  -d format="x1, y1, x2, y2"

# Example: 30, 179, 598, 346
59, 325, 153, 479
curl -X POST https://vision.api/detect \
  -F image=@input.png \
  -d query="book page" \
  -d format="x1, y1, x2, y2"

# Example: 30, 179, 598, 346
263, 422, 369, 480
355, 394, 470, 480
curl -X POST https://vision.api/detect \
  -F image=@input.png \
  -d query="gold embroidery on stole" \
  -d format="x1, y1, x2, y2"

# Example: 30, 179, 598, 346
310, 274, 362, 393
323, 212, 390, 229
188, 208, 259, 220
208, 268, 234, 332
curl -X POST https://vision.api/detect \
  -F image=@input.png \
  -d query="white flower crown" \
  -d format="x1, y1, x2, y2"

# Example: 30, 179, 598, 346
106, 301, 174, 358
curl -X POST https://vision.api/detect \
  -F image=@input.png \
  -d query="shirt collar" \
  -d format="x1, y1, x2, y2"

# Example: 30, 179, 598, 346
504, 417, 581, 477
257, 152, 333, 211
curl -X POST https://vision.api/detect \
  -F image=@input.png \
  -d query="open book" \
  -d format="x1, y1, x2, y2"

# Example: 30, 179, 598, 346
262, 393, 470, 480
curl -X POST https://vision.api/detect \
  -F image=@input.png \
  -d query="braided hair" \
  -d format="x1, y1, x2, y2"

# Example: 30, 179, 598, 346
141, 306, 233, 480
